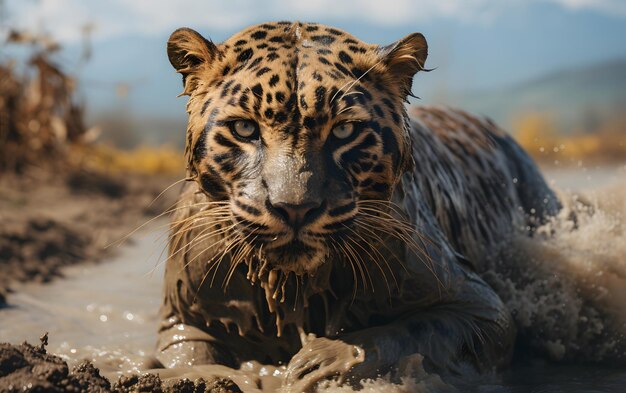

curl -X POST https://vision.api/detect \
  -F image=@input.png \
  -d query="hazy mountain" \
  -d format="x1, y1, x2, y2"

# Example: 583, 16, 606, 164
445, 59, 626, 132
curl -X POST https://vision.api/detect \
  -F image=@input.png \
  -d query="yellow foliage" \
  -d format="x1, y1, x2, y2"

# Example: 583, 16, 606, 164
69, 144, 184, 176
514, 112, 559, 150
514, 111, 626, 164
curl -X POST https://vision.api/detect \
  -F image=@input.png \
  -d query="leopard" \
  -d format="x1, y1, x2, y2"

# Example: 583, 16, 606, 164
156, 21, 561, 390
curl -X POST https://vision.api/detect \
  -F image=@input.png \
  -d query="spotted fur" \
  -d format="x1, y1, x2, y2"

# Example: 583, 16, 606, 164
158, 22, 561, 383
166, 22, 430, 276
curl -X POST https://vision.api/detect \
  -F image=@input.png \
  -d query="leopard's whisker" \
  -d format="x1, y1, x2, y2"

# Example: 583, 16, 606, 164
344, 238, 373, 292
108, 200, 231, 249
330, 57, 385, 104
356, 205, 439, 251
223, 233, 258, 290
167, 215, 232, 240
206, 220, 259, 288
335, 240, 362, 298
329, 239, 357, 301
352, 217, 406, 268
193, 234, 243, 303
356, 214, 445, 290
358, 204, 434, 245
147, 177, 192, 209
170, 222, 241, 273
357, 200, 439, 245
343, 223, 395, 298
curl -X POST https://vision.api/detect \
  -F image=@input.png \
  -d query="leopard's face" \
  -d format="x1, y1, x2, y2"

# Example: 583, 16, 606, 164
168, 22, 427, 275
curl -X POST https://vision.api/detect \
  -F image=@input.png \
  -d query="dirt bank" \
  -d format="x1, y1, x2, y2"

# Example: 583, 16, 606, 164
0, 167, 179, 305
0, 335, 241, 392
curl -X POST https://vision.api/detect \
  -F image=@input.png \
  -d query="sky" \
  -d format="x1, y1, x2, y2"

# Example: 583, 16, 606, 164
2, 0, 626, 128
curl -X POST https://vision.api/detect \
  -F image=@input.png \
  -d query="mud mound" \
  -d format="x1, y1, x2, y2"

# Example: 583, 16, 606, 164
0, 335, 110, 392
67, 170, 128, 199
114, 374, 242, 393
0, 218, 92, 303
0, 335, 241, 393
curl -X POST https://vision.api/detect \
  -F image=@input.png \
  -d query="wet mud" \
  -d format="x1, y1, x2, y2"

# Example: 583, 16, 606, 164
0, 167, 625, 392
0, 168, 178, 304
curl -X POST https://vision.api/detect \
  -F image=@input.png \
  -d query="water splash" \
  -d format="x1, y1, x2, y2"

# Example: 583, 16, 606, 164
485, 181, 626, 361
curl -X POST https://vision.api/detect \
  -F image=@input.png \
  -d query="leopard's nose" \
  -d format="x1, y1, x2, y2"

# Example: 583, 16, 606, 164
266, 200, 325, 229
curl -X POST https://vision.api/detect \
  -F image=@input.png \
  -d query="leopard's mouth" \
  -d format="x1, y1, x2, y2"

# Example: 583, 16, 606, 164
261, 238, 327, 275
271, 239, 316, 255
230, 206, 357, 275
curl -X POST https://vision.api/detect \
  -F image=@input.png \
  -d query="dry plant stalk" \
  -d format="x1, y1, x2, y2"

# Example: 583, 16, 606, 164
0, 31, 88, 172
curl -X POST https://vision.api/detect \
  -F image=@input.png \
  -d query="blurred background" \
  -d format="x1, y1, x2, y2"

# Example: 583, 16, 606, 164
1, 0, 625, 167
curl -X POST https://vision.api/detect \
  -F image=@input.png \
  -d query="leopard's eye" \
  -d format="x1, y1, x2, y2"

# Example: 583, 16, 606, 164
231, 120, 259, 140
331, 123, 354, 139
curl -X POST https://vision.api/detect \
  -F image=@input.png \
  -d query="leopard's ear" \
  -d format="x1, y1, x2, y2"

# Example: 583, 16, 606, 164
378, 33, 428, 98
167, 28, 219, 95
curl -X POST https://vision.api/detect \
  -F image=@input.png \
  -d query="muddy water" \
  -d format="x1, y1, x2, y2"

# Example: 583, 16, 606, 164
0, 229, 167, 377
1, 165, 625, 392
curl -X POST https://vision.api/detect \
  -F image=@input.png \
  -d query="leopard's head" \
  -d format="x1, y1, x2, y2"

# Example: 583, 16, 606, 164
168, 22, 427, 276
